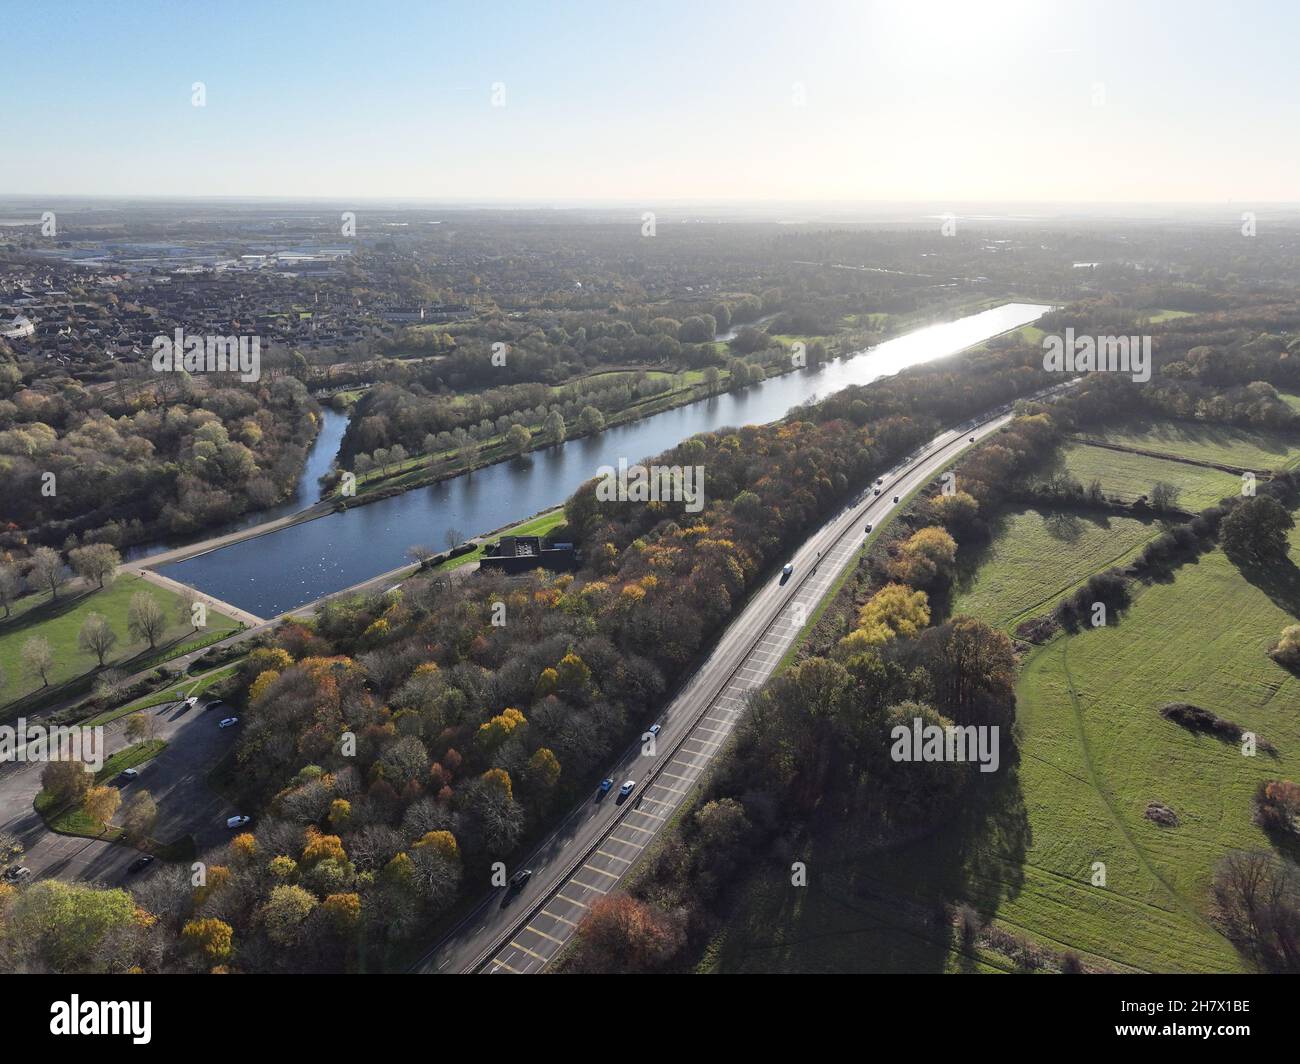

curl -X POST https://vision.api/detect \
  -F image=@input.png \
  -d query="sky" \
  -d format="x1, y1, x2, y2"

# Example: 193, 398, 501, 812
2, 0, 1297, 204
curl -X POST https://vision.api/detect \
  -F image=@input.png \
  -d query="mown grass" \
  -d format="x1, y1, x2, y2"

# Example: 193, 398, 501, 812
702, 418, 1299, 974
709, 519, 1300, 974
1076, 419, 1300, 471
0, 574, 239, 709
951, 507, 1159, 631
1050, 442, 1240, 511
96, 740, 167, 782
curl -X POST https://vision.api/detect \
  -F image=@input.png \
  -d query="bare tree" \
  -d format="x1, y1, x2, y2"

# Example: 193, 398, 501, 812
77, 612, 119, 667
0, 562, 21, 617
444, 527, 465, 552
407, 544, 435, 567
27, 546, 68, 600
69, 543, 122, 589
128, 591, 167, 649
21, 635, 55, 687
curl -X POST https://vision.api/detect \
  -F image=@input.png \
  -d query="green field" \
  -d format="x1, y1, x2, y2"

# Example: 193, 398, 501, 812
1052, 442, 1239, 511
1076, 420, 1300, 472
0, 574, 239, 708
951, 507, 1159, 630
713, 525, 1300, 973
708, 400, 1300, 971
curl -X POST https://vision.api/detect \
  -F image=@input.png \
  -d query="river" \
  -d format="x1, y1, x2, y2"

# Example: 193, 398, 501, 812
162, 302, 1051, 617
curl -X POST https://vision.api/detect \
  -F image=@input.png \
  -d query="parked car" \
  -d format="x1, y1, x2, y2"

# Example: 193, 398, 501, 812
119, 767, 139, 782
865, 523, 873, 533
893, 496, 900, 503
873, 488, 881, 495
226, 815, 251, 829
128, 855, 154, 874
3, 866, 31, 882
970, 435, 976, 443
218, 717, 239, 729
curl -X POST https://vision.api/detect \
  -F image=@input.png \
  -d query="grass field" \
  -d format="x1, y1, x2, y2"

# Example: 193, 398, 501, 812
1051, 441, 1240, 511
0, 575, 239, 709
1144, 308, 1196, 323
951, 507, 1160, 630
1076, 420, 1300, 471
708, 408, 1300, 973
712, 527, 1300, 973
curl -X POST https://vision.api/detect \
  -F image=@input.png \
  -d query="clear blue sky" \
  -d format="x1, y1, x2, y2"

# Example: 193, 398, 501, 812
2, 0, 1296, 202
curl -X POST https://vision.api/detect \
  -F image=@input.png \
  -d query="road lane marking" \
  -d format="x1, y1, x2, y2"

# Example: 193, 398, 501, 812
555, 893, 589, 909
570, 875, 610, 893
596, 849, 634, 864
618, 821, 656, 835
542, 908, 580, 927
526, 925, 566, 945
509, 940, 549, 962
490, 958, 521, 973
608, 833, 645, 848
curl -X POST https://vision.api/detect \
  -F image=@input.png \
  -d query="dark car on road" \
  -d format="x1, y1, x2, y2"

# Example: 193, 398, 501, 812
128, 855, 155, 874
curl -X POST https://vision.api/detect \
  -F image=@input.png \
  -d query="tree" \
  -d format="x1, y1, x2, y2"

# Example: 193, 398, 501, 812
83, 785, 121, 835
572, 893, 684, 973
262, 884, 317, 946
127, 591, 167, 648
407, 544, 435, 567
68, 543, 121, 589
542, 408, 566, 445
1150, 481, 1180, 512
28, 546, 68, 600
41, 759, 91, 805
577, 405, 605, 434
1222, 497, 1294, 562
444, 527, 464, 552
181, 918, 234, 963
890, 526, 958, 588
175, 585, 201, 631
124, 710, 158, 743
703, 366, 721, 395
505, 423, 531, 454
1212, 850, 1300, 971
0, 562, 22, 617
121, 790, 158, 844
21, 636, 55, 687
3, 881, 137, 972
77, 612, 118, 667
838, 584, 930, 652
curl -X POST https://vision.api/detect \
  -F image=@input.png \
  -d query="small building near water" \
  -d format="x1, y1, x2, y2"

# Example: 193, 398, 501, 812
479, 535, 579, 575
